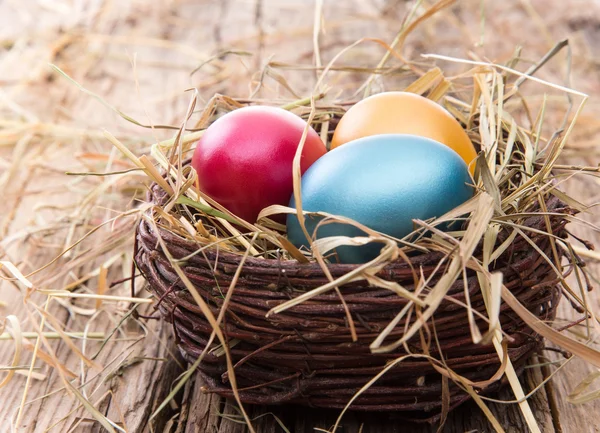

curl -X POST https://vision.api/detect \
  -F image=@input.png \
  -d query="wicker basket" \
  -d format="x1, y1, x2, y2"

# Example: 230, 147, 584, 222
134, 138, 573, 420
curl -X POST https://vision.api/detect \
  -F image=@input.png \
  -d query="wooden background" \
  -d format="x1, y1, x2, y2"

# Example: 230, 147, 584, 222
1, 0, 600, 432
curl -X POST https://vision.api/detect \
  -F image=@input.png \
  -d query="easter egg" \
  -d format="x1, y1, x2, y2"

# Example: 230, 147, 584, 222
286, 134, 473, 264
191, 106, 327, 223
331, 91, 477, 173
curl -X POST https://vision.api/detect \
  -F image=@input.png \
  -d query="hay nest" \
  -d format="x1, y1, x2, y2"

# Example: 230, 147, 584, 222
134, 57, 591, 422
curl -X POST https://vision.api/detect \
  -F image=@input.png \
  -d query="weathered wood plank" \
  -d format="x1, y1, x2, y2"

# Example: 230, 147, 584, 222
542, 173, 600, 433
2, 1, 600, 433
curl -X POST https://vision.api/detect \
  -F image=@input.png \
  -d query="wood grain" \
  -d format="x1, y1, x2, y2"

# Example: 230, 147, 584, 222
1, 0, 600, 432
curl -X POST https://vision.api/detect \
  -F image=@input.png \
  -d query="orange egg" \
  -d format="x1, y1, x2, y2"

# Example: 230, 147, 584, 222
331, 91, 477, 173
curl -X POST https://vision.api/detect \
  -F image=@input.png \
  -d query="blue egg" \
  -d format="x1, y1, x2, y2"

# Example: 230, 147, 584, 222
286, 134, 473, 264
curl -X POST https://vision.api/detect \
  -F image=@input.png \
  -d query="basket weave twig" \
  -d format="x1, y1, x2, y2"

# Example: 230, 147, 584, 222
135, 169, 572, 420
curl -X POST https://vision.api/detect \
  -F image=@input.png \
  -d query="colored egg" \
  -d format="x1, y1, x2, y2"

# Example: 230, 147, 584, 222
286, 134, 473, 264
331, 91, 477, 173
191, 106, 327, 223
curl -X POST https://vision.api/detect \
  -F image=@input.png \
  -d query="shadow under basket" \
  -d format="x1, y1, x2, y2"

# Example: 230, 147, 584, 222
135, 181, 571, 422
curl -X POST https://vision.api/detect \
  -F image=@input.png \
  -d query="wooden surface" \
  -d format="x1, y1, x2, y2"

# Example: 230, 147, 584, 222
2, 0, 600, 432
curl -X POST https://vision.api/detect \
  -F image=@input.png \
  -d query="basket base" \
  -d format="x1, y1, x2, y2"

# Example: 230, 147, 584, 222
181, 340, 539, 421
189, 361, 533, 425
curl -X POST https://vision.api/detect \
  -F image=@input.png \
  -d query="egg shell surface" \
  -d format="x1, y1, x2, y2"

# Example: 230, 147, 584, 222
331, 91, 477, 173
191, 106, 327, 223
287, 134, 473, 264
